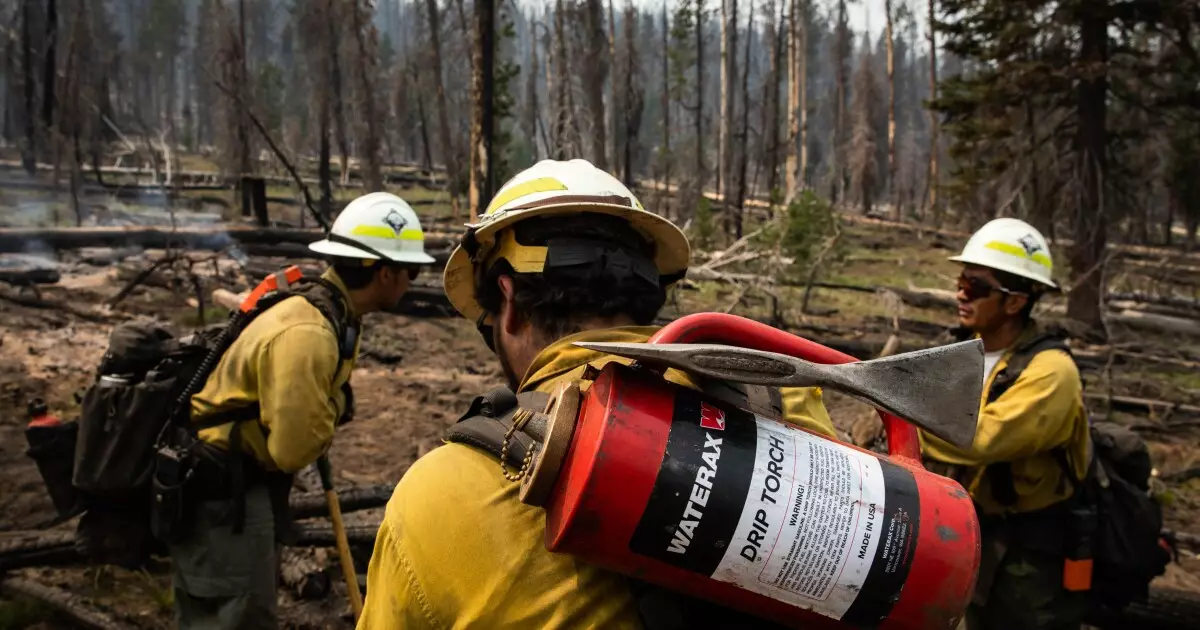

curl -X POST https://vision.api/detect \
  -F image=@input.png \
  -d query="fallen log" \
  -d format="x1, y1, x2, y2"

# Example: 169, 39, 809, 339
1108, 292, 1200, 312
0, 287, 114, 322
0, 226, 459, 254
1109, 309, 1200, 338
1084, 393, 1200, 417
1109, 300, 1200, 321
0, 576, 138, 630
288, 484, 394, 520
291, 522, 381, 548
0, 267, 60, 285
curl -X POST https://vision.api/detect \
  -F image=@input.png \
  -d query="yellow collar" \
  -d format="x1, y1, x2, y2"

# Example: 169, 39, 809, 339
519, 326, 661, 392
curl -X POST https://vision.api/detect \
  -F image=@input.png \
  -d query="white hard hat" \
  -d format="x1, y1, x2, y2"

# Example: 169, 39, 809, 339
443, 158, 690, 322
309, 192, 436, 265
950, 218, 1056, 289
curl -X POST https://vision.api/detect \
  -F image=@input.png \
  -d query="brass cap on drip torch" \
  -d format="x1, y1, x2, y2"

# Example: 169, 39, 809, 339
519, 381, 582, 507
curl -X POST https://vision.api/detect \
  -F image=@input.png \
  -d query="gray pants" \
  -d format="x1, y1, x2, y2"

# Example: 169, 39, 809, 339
169, 484, 278, 630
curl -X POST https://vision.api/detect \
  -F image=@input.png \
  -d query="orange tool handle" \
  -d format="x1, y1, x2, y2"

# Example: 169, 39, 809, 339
240, 265, 303, 312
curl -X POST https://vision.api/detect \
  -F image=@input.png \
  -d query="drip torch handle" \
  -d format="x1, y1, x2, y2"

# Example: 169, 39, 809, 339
649, 313, 923, 463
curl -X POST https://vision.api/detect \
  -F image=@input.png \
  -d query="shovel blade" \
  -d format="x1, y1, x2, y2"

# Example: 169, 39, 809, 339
575, 340, 984, 450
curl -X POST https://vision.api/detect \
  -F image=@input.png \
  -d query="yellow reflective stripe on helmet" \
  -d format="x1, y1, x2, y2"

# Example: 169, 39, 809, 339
485, 229, 547, 273
350, 225, 426, 241
984, 241, 1052, 269
398, 229, 425, 241
485, 177, 568, 216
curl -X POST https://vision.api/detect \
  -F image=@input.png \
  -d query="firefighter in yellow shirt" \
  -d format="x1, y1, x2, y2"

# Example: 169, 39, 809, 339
357, 159, 837, 629
170, 192, 435, 630
919, 218, 1090, 630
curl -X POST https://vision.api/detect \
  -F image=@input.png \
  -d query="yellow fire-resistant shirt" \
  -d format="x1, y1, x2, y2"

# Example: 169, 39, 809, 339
919, 329, 1090, 516
190, 268, 359, 473
357, 326, 836, 629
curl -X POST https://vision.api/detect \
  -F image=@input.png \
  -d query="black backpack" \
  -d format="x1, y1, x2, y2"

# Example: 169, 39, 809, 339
63, 274, 356, 568
984, 328, 1169, 614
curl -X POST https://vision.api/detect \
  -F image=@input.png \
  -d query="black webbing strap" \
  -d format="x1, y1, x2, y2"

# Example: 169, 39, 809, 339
443, 388, 550, 469
984, 329, 1075, 507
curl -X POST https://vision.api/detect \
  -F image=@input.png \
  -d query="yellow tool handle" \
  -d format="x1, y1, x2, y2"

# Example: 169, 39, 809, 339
327, 487, 364, 619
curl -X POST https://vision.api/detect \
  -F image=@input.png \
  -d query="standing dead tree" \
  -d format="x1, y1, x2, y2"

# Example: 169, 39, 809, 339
758, 0, 782, 199
584, 0, 609, 170
620, 1, 644, 187
925, 0, 939, 223
469, 0, 495, 221
424, 0, 463, 217
719, 0, 736, 201
348, 0, 384, 191
849, 34, 879, 215
831, 0, 850, 203
885, 0, 898, 221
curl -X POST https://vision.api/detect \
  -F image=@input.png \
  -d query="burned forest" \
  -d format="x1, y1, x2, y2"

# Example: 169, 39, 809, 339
2, 0, 1200, 628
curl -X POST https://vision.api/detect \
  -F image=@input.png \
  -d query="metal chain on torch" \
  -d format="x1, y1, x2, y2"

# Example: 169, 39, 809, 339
500, 407, 539, 482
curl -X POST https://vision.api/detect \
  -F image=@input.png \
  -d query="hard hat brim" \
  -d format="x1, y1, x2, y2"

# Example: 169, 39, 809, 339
444, 201, 690, 321
948, 254, 1058, 289
309, 239, 437, 265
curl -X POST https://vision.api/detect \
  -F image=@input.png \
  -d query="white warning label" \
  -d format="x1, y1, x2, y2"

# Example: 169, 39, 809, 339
710, 416, 888, 619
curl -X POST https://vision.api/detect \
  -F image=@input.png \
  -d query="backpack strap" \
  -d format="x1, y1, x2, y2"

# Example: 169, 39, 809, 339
985, 326, 1076, 507
443, 388, 551, 469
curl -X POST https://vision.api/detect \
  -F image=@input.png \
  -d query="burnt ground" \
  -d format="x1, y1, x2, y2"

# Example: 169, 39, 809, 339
1, 222, 1200, 627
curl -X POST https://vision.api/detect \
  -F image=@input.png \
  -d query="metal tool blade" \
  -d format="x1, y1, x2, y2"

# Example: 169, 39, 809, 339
575, 340, 984, 450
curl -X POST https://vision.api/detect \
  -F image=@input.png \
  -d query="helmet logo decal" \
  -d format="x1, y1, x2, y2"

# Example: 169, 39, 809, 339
1017, 234, 1043, 257
383, 209, 408, 237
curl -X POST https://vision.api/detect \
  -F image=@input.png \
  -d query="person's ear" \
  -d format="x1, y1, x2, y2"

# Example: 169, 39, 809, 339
497, 275, 523, 335
1003, 293, 1028, 317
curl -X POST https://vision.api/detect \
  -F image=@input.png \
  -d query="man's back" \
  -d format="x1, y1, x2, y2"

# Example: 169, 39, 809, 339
189, 271, 359, 473
357, 326, 836, 628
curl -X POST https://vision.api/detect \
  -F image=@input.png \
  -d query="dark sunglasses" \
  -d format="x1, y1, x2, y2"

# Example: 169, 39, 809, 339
956, 275, 1023, 302
405, 266, 421, 281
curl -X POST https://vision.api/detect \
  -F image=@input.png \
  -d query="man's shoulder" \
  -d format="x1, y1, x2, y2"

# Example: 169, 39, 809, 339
1023, 346, 1080, 381
247, 295, 339, 341
386, 442, 525, 530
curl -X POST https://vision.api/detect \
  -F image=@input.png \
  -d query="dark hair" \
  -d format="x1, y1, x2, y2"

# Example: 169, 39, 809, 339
475, 214, 668, 340
994, 269, 1042, 322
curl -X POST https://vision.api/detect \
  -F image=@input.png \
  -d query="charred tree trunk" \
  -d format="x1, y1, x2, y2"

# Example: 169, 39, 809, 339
798, 0, 808, 192
1066, 4, 1109, 337
733, 0, 753, 238
325, 0, 349, 186
526, 19, 539, 161
761, 0, 782, 200
21, 0, 36, 174
42, 0, 56, 134
350, 0, 383, 191
583, 0, 609, 170
926, 0, 940, 224
885, 0, 897, 221
660, 3, 671, 216
622, 4, 641, 187
470, 0, 495, 221
719, 0, 736, 201
784, 0, 798, 200
694, 0, 706, 190
318, 80, 332, 218
607, 0, 618, 174
833, 1, 850, 203
413, 63, 433, 171
425, 0, 461, 216
551, 0, 572, 160
236, 0, 251, 180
